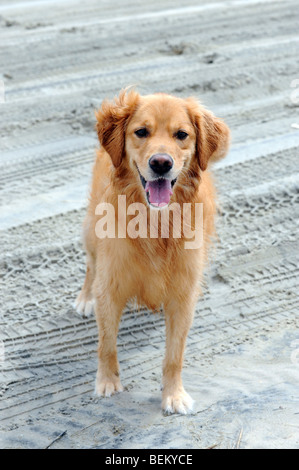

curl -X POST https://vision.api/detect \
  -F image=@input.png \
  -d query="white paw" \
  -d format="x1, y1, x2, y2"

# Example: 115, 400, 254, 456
162, 390, 194, 415
74, 295, 94, 318
95, 376, 124, 398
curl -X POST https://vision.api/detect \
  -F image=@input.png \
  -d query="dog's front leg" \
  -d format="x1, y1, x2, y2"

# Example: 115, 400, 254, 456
94, 294, 124, 397
162, 296, 195, 414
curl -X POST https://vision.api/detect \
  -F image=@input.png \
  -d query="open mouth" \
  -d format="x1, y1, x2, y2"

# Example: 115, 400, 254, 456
139, 172, 177, 208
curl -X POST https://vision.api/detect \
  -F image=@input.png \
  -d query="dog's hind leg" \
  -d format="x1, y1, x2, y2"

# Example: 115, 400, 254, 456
74, 213, 97, 317
74, 252, 96, 317
94, 292, 125, 397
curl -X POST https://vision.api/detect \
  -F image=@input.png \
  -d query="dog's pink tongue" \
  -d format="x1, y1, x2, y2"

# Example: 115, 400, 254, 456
145, 179, 173, 207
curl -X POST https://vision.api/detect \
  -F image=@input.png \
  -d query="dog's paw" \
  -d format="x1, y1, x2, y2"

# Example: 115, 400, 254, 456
162, 389, 194, 415
95, 375, 124, 398
73, 294, 94, 318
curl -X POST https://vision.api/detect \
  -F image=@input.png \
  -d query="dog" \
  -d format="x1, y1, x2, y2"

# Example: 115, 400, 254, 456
75, 89, 230, 414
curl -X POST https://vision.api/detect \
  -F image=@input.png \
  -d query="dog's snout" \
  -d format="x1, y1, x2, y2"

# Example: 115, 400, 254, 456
149, 153, 173, 175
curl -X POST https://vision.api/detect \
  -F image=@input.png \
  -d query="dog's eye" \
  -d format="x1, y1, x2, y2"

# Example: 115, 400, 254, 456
175, 130, 188, 140
135, 128, 149, 138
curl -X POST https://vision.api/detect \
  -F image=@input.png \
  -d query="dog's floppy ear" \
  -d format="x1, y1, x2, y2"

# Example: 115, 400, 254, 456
95, 89, 140, 167
186, 98, 230, 171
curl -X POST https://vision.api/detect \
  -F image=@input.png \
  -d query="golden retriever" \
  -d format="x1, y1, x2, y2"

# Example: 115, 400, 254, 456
75, 89, 230, 414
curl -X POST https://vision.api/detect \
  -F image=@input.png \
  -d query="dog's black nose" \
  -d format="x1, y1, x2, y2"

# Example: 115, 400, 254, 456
149, 154, 173, 175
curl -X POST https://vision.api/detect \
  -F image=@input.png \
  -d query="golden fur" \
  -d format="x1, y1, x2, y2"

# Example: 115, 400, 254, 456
75, 89, 230, 414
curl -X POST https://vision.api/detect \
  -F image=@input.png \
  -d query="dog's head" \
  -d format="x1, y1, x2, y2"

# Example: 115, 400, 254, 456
96, 89, 230, 208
